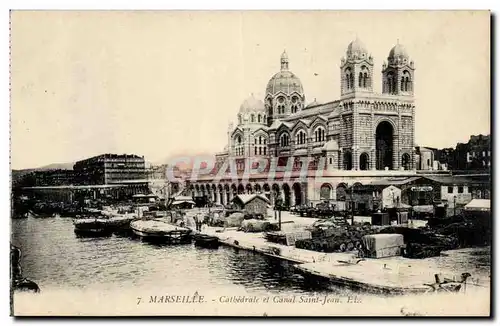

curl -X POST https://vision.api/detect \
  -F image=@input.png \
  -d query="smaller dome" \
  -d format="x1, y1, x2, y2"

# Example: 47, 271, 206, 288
239, 94, 265, 113
389, 43, 409, 60
322, 140, 339, 152
347, 38, 368, 57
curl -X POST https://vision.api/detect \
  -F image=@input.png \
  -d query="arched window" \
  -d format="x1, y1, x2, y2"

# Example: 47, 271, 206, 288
277, 97, 286, 115
360, 153, 370, 170
343, 152, 353, 170
402, 71, 412, 92
238, 115, 242, 124
251, 114, 255, 123
254, 147, 257, 155
402, 153, 411, 170
358, 72, 363, 87
258, 115, 261, 123
264, 139, 267, 145
291, 96, 299, 113
296, 130, 307, 145
314, 127, 325, 142
345, 68, 353, 90
264, 147, 267, 155
280, 133, 290, 147
363, 72, 368, 88
237, 136, 241, 144
387, 72, 397, 93
259, 147, 262, 155
259, 136, 262, 145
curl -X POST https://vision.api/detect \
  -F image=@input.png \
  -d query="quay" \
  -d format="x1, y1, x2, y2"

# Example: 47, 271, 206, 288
191, 211, 478, 295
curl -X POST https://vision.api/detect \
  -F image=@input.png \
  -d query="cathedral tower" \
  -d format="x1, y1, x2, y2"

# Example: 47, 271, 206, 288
340, 38, 374, 97
382, 41, 415, 96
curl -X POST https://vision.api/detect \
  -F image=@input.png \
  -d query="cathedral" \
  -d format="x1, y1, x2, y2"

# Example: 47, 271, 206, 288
188, 38, 417, 207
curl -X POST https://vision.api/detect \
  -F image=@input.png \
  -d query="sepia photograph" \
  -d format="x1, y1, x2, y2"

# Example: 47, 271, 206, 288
9, 10, 491, 317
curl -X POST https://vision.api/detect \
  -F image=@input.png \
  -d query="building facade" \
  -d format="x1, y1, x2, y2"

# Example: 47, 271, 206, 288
15, 169, 75, 187
73, 154, 146, 185
188, 39, 423, 207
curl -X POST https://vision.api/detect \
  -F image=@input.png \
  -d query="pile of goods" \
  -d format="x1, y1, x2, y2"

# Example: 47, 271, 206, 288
225, 212, 245, 227
362, 233, 405, 258
243, 213, 265, 220
265, 230, 312, 246
293, 203, 340, 218
295, 221, 376, 253
239, 219, 276, 233
378, 212, 491, 259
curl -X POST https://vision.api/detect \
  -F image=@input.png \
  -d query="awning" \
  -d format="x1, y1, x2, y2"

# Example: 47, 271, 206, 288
464, 199, 490, 212
171, 200, 195, 206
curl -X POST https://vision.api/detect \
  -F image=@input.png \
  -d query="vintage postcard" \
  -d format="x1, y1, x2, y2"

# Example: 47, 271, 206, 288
10, 10, 491, 317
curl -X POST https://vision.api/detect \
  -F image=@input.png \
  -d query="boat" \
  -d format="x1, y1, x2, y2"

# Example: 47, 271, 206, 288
73, 213, 138, 238
73, 218, 114, 238
130, 219, 192, 244
193, 234, 220, 249
107, 214, 139, 236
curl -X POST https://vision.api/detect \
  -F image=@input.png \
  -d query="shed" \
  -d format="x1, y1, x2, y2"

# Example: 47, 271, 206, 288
232, 194, 270, 217
169, 196, 196, 209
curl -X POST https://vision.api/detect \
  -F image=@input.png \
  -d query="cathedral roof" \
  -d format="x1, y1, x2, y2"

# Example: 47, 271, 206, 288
305, 98, 321, 109
268, 119, 293, 130
239, 94, 265, 113
266, 51, 304, 96
389, 42, 409, 60
347, 38, 368, 57
266, 71, 304, 96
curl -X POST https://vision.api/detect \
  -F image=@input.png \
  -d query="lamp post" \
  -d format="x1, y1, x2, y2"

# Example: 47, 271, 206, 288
351, 184, 355, 226
274, 194, 283, 231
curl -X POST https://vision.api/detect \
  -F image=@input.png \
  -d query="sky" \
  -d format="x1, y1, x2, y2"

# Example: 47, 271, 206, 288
10, 10, 490, 170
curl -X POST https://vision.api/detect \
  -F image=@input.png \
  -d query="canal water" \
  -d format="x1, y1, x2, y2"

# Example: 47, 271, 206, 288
11, 217, 347, 296
11, 217, 491, 316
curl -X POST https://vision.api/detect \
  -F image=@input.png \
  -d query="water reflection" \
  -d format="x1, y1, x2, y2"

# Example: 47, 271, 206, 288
11, 217, 335, 295
11, 217, 490, 297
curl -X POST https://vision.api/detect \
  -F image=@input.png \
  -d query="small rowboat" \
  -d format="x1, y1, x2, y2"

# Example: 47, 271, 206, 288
194, 234, 219, 249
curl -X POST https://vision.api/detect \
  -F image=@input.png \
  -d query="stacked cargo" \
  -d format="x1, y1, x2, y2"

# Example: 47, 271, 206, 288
295, 223, 376, 253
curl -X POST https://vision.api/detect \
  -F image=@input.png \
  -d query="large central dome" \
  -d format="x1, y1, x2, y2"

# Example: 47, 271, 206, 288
266, 71, 304, 95
265, 50, 304, 96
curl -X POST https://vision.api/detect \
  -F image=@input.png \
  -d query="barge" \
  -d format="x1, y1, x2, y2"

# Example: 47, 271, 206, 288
130, 219, 192, 244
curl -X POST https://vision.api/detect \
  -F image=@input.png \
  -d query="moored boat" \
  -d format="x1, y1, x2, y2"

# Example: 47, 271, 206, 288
193, 234, 219, 249
73, 218, 114, 238
130, 219, 192, 244
73, 212, 138, 237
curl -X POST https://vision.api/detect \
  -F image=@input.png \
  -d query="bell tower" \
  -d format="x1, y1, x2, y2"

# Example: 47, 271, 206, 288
382, 40, 415, 96
340, 38, 374, 97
